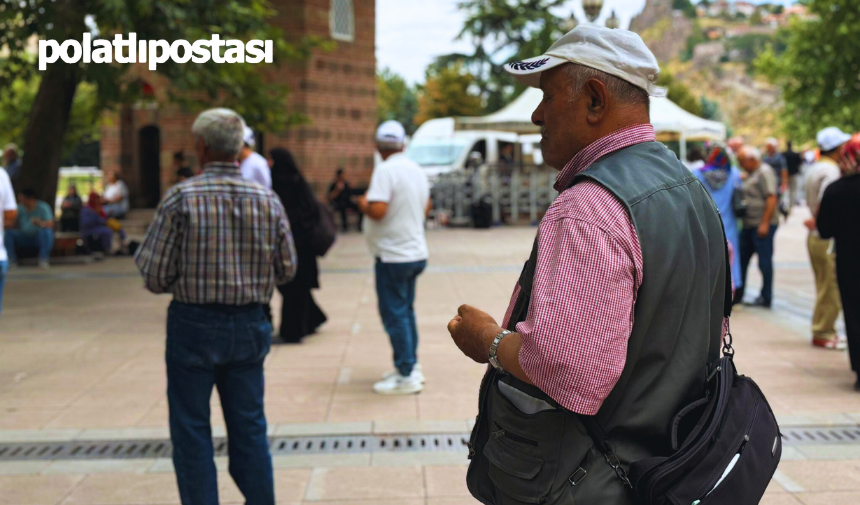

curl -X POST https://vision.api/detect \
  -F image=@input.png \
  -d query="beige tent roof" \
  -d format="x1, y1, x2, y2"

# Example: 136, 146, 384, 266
457, 87, 726, 141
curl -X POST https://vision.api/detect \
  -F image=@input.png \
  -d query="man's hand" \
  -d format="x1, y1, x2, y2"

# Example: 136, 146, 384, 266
758, 222, 770, 238
804, 218, 816, 231
447, 304, 501, 364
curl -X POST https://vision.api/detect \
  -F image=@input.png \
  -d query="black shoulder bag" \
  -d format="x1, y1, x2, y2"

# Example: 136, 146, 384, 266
578, 240, 783, 505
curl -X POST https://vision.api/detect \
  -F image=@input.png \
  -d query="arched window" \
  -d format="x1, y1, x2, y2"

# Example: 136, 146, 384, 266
330, 0, 355, 42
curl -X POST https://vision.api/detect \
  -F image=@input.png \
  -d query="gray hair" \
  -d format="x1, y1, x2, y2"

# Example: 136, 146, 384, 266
764, 137, 779, 148
739, 145, 762, 162
191, 108, 246, 159
562, 64, 650, 112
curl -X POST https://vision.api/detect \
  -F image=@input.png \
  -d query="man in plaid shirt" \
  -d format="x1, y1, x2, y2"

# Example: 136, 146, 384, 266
135, 108, 296, 505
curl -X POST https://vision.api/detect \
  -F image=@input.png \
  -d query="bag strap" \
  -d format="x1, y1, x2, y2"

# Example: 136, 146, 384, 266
576, 195, 735, 489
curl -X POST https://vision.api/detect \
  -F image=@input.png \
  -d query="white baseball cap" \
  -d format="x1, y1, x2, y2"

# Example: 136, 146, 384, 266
376, 120, 406, 145
505, 24, 666, 97
816, 126, 851, 152
243, 126, 255, 147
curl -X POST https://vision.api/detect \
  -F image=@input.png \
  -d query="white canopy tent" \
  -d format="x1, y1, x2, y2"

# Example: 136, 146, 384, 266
456, 87, 726, 161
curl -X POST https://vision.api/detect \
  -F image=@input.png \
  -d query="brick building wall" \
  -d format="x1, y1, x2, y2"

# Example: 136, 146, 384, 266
100, 0, 376, 208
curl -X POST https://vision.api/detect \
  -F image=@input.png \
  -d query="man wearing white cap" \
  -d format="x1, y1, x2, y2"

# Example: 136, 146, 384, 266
803, 126, 850, 350
358, 120, 430, 395
238, 126, 271, 188
447, 26, 728, 502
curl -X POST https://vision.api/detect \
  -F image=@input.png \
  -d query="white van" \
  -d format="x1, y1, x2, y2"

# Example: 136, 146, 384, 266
406, 118, 521, 180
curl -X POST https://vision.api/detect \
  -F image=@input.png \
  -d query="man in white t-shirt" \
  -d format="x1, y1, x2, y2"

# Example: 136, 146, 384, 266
358, 120, 431, 395
238, 126, 271, 188
0, 168, 18, 316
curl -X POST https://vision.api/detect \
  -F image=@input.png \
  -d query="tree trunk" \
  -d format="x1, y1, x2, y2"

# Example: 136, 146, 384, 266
17, 63, 81, 204
17, 0, 85, 204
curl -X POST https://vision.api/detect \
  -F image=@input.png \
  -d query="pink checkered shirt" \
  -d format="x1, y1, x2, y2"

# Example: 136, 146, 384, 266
501, 124, 656, 415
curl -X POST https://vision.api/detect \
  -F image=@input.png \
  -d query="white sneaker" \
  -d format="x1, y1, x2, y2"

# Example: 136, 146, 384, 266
37, 260, 50, 270
382, 364, 424, 383
373, 374, 424, 395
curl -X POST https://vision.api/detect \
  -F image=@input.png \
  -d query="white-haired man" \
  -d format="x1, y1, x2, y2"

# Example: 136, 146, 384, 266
358, 120, 431, 395
735, 145, 780, 307
447, 26, 728, 502
135, 108, 296, 505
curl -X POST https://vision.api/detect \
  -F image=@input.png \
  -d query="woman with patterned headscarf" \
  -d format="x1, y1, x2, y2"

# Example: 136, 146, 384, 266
817, 133, 860, 391
693, 144, 743, 291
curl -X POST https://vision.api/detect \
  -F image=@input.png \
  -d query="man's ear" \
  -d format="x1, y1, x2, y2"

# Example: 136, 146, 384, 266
584, 78, 609, 125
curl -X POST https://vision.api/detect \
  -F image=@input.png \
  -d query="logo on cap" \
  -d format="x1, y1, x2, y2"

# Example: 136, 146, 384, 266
509, 58, 550, 71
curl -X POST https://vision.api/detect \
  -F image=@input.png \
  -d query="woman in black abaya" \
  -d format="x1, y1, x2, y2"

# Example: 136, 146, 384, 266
270, 148, 327, 343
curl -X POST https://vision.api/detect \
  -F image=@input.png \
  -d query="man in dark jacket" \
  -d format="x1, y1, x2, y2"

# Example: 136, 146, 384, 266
447, 25, 727, 504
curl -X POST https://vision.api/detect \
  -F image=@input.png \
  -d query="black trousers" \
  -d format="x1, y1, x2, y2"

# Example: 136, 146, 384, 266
837, 267, 860, 373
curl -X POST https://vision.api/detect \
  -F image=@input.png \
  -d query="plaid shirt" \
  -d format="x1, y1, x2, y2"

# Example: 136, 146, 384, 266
502, 124, 655, 415
135, 162, 296, 305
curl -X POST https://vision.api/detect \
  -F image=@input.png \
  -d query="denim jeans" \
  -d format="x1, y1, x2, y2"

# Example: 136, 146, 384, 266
739, 224, 778, 303
4, 228, 54, 262
166, 301, 274, 505
375, 259, 427, 376
0, 260, 7, 316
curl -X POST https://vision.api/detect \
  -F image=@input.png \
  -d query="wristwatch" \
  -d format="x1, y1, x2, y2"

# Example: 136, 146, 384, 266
489, 329, 513, 374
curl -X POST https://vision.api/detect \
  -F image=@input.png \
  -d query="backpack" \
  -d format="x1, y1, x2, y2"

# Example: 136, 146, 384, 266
580, 239, 782, 504
309, 201, 337, 257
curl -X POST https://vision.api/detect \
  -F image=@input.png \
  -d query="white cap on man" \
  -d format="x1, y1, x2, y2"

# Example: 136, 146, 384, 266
816, 127, 851, 152
504, 24, 666, 97
243, 126, 255, 147
376, 120, 406, 148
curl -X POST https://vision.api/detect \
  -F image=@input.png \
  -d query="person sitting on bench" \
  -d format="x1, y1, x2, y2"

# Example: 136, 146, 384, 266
4, 188, 54, 269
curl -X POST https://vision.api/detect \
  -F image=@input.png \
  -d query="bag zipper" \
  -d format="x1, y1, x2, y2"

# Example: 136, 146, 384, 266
493, 421, 539, 447
639, 359, 734, 499
696, 399, 761, 500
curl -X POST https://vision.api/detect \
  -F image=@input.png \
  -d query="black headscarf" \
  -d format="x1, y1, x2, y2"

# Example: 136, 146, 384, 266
270, 148, 320, 242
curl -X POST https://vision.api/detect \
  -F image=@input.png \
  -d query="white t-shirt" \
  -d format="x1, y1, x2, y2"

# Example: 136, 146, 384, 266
0, 169, 17, 262
240, 151, 272, 188
104, 180, 129, 203
363, 153, 430, 263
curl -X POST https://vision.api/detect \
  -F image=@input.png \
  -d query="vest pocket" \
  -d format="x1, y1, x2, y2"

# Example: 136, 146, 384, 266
485, 436, 546, 502
482, 379, 565, 504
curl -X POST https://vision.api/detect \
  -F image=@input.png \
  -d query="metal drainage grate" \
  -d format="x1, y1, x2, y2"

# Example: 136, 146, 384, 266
780, 426, 860, 445
0, 433, 471, 461
3, 427, 856, 461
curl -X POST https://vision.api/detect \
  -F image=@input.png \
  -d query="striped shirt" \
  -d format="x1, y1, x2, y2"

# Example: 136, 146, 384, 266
502, 124, 654, 415
135, 162, 296, 305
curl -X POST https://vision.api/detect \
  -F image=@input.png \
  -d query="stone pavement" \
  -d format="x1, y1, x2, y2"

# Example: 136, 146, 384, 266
1, 209, 859, 504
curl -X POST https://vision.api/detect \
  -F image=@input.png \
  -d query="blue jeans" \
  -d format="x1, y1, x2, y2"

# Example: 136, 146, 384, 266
375, 259, 427, 377
166, 301, 274, 505
0, 260, 7, 316
4, 228, 54, 262
739, 225, 777, 303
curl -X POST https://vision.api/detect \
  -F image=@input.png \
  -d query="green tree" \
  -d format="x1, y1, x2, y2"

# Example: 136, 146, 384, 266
0, 0, 324, 202
750, 8, 764, 25
0, 74, 101, 162
433, 0, 567, 113
755, 0, 860, 141
414, 63, 484, 126
376, 68, 418, 135
672, 0, 697, 18
657, 71, 703, 116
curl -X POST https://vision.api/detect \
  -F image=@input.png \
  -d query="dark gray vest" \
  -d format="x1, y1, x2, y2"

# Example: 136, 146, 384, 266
466, 142, 727, 504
